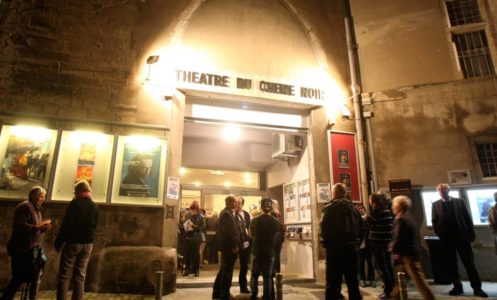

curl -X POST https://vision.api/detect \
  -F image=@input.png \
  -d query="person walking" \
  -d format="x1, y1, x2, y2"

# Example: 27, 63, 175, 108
365, 193, 394, 299
320, 183, 364, 300
356, 204, 376, 288
390, 195, 435, 300
1, 186, 51, 300
236, 196, 251, 294
55, 180, 99, 300
431, 183, 487, 297
212, 195, 241, 300
249, 197, 280, 300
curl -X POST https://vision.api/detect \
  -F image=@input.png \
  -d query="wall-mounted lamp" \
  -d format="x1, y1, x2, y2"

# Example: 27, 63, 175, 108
145, 55, 160, 82
341, 105, 352, 120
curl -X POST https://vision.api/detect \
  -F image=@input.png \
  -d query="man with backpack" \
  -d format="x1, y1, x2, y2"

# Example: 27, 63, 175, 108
320, 183, 364, 300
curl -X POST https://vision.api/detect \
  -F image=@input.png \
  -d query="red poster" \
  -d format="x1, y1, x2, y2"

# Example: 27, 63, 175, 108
329, 131, 361, 202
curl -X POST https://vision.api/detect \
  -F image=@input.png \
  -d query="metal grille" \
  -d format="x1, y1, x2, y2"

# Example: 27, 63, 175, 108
446, 0, 481, 26
453, 31, 495, 78
476, 143, 497, 177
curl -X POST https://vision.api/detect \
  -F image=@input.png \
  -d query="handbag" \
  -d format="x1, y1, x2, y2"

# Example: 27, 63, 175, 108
32, 246, 47, 270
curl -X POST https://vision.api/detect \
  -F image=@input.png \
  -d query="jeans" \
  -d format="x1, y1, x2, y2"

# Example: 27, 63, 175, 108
56, 243, 93, 300
238, 247, 250, 290
358, 247, 375, 281
370, 243, 394, 295
250, 255, 274, 300
0, 252, 37, 300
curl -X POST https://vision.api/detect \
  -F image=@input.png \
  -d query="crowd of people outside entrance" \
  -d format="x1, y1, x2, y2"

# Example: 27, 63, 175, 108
320, 182, 491, 300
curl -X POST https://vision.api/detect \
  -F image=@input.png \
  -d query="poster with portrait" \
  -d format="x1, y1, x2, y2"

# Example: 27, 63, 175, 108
316, 182, 331, 203
447, 169, 471, 185
337, 149, 350, 168
328, 131, 361, 202
119, 142, 162, 198
0, 126, 56, 197
283, 182, 298, 223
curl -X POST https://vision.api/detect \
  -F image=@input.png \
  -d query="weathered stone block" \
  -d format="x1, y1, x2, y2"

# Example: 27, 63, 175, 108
89, 246, 176, 295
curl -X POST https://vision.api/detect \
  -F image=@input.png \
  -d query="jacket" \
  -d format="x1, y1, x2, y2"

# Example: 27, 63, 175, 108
431, 197, 475, 243
216, 207, 241, 252
320, 198, 364, 250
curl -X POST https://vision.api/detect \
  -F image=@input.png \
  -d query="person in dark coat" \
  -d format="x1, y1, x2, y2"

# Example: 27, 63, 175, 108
432, 183, 487, 298
236, 196, 251, 294
55, 180, 99, 300
1, 186, 51, 300
212, 195, 241, 300
182, 202, 205, 277
320, 183, 364, 300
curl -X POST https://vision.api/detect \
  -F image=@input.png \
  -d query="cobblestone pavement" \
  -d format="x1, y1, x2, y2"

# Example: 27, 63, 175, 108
6, 281, 497, 299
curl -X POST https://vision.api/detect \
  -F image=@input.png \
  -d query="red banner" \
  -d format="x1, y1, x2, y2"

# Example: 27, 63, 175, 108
329, 131, 361, 202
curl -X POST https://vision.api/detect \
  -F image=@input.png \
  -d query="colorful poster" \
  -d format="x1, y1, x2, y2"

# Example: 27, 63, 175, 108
119, 142, 161, 198
74, 143, 96, 185
329, 131, 361, 202
1, 128, 53, 193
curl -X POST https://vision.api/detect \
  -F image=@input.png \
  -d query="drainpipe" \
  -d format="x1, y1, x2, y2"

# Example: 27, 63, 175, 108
344, 0, 369, 203
364, 113, 378, 192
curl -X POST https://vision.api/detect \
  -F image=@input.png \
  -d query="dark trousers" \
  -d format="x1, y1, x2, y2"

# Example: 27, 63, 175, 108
442, 239, 482, 290
250, 255, 274, 300
0, 252, 36, 300
213, 250, 237, 300
238, 247, 250, 289
184, 235, 201, 274
325, 247, 362, 300
358, 247, 375, 281
370, 243, 394, 295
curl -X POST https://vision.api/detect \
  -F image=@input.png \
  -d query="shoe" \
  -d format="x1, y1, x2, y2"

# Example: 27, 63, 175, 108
449, 286, 464, 296
338, 293, 345, 299
240, 287, 251, 294
376, 293, 392, 300
369, 281, 377, 288
474, 289, 488, 298
182, 271, 189, 276
359, 280, 367, 287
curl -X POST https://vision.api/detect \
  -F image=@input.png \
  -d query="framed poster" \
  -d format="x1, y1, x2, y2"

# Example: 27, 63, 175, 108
0, 125, 57, 199
316, 182, 331, 203
447, 169, 471, 185
283, 182, 298, 223
52, 131, 114, 203
112, 135, 167, 206
166, 176, 180, 200
467, 188, 497, 225
328, 131, 361, 202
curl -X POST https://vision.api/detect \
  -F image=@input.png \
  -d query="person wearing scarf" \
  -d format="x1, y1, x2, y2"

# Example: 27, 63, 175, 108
1, 186, 51, 300
55, 180, 99, 300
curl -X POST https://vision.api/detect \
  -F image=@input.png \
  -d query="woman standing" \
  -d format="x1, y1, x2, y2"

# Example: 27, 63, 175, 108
182, 202, 205, 276
1, 186, 52, 300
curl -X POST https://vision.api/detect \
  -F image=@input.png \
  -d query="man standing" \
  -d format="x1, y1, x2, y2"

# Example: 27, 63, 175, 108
320, 183, 363, 300
488, 192, 497, 255
213, 195, 241, 300
236, 196, 251, 294
55, 180, 99, 300
249, 197, 280, 300
431, 183, 487, 297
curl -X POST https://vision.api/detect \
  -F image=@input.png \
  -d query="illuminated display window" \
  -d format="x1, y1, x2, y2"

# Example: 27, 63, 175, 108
467, 188, 497, 226
421, 190, 460, 227
52, 131, 114, 203
180, 167, 259, 189
0, 125, 57, 199
111, 135, 168, 206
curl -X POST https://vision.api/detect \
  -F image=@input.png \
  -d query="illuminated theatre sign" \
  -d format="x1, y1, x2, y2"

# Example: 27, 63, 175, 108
174, 69, 326, 105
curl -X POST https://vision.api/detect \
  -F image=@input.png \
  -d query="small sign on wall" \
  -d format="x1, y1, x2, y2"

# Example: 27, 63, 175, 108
447, 169, 471, 185
316, 183, 331, 203
166, 176, 180, 200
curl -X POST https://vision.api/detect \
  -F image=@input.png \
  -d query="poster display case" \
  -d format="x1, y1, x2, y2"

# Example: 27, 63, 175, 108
111, 135, 167, 206
421, 190, 460, 227
0, 125, 57, 199
283, 182, 298, 223
466, 188, 497, 225
297, 179, 311, 222
52, 131, 114, 203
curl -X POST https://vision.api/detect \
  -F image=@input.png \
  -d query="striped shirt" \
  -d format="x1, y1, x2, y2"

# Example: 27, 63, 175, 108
365, 206, 393, 243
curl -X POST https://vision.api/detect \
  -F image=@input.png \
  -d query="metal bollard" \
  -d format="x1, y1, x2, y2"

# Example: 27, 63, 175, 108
398, 271, 408, 300
276, 273, 283, 300
155, 271, 163, 300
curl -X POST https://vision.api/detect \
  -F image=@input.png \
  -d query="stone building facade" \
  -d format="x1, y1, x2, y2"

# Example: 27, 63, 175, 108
0, 0, 354, 293
351, 0, 497, 280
